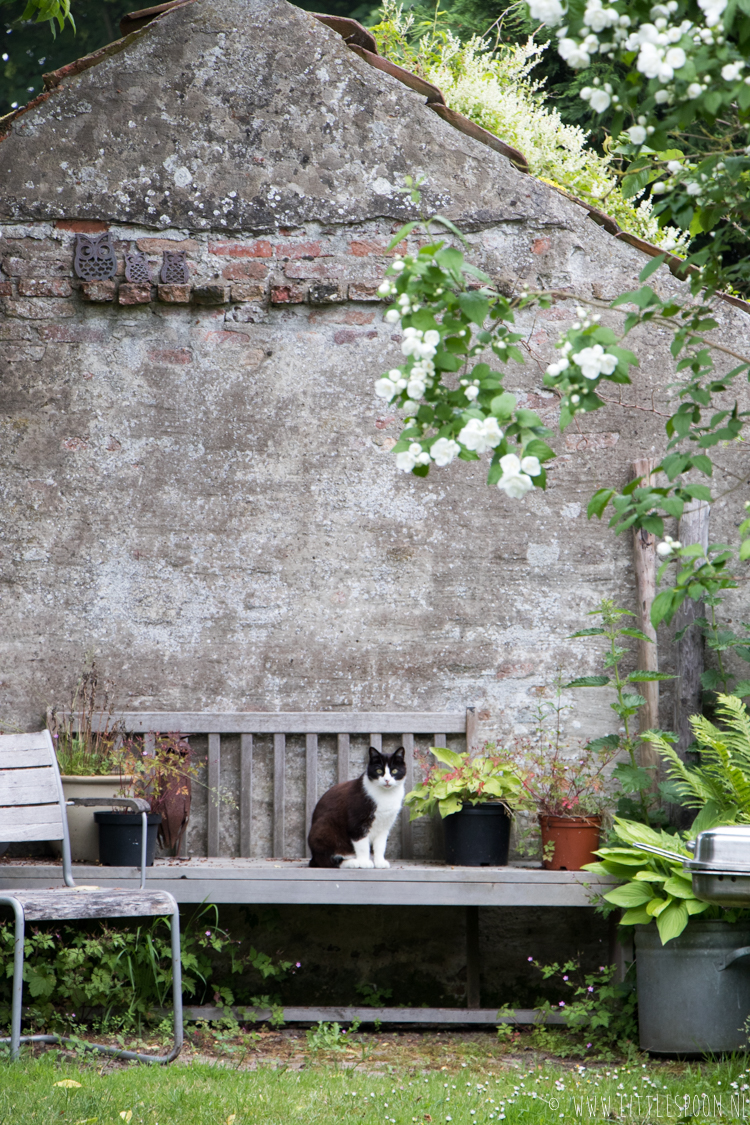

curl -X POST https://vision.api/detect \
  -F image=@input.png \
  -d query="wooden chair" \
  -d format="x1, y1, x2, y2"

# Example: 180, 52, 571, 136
0, 730, 183, 1062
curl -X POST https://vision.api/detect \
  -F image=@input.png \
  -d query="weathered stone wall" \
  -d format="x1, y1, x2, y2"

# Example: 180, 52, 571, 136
1, 0, 749, 865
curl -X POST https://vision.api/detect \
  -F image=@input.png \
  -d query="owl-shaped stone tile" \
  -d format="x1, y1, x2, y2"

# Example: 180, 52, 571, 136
160, 251, 189, 284
74, 233, 117, 280
124, 250, 152, 284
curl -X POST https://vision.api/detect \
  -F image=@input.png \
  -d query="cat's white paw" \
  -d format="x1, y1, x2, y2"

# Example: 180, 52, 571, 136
341, 857, 374, 869
373, 858, 390, 869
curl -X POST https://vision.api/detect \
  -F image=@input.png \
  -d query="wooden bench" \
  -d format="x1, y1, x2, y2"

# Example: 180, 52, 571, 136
0, 710, 617, 1026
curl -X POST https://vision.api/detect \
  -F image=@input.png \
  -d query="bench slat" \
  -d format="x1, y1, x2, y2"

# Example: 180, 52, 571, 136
274, 734, 285, 858
305, 734, 317, 860
75, 712, 468, 734
400, 732, 414, 860
1, 804, 65, 841
337, 733, 349, 785
207, 734, 220, 857
0, 732, 52, 753
240, 734, 253, 858
0, 766, 60, 807
4, 888, 177, 921
0, 746, 54, 769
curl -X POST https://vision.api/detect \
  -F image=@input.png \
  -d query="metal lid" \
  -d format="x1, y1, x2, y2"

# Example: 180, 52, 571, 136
691, 826, 750, 871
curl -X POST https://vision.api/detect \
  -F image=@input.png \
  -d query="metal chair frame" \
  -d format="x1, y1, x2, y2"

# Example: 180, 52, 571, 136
0, 730, 183, 1063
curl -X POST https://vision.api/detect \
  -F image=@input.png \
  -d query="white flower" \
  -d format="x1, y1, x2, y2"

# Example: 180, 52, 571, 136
497, 454, 535, 498
528, 0, 565, 25
423, 329, 441, 347
384, 309, 400, 324
391, 259, 405, 272
401, 400, 419, 415
458, 417, 503, 453
465, 385, 480, 400
558, 38, 591, 67
521, 455, 542, 477
375, 378, 397, 400
377, 281, 394, 297
656, 534, 682, 556
654, 89, 670, 103
667, 159, 683, 172
722, 61, 744, 81
407, 379, 426, 399
589, 88, 611, 112
665, 46, 686, 68
395, 443, 423, 472
636, 42, 664, 78
697, 0, 726, 24
430, 437, 461, 466
686, 181, 702, 195
571, 344, 618, 380
627, 124, 647, 145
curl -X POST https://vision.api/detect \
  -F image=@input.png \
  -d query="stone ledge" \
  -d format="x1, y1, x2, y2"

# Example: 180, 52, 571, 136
81, 279, 116, 302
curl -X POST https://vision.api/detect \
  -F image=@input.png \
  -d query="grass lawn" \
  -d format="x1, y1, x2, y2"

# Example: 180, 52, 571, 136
1, 1027, 750, 1123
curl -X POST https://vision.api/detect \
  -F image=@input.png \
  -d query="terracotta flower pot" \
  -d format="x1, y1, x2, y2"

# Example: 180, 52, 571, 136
538, 814, 602, 871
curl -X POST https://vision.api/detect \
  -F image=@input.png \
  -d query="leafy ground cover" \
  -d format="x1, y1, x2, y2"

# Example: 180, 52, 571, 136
3, 1028, 750, 1124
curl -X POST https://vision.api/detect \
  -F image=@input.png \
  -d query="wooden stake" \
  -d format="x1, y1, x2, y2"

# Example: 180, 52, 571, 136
631, 458, 660, 783
673, 500, 710, 762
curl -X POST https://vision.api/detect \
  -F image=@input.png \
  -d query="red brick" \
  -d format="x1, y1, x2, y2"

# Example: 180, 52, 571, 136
81, 280, 116, 302
119, 283, 152, 305
2, 256, 72, 279
270, 284, 306, 304
221, 261, 268, 281
61, 436, 90, 451
333, 329, 378, 345
0, 281, 12, 297
208, 240, 272, 258
193, 284, 230, 305
0, 322, 36, 341
276, 240, 322, 259
55, 219, 108, 233
137, 238, 200, 253
158, 284, 191, 303
18, 278, 72, 297
231, 282, 266, 302
348, 283, 382, 302
37, 325, 108, 343
532, 237, 552, 255
2, 297, 74, 319
148, 348, 193, 365
348, 240, 386, 257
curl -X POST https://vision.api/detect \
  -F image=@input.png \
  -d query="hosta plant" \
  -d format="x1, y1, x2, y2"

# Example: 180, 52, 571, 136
584, 816, 750, 943
405, 746, 522, 820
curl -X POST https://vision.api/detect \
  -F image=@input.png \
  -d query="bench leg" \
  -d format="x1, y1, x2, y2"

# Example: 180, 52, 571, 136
466, 906, 480, 1009
10, 899, 24, 1060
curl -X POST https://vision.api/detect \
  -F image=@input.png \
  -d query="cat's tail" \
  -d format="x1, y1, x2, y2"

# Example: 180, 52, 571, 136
308, 853, 344, 868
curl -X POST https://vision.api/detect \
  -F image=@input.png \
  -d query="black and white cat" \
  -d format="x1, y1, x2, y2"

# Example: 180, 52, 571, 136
308, 747, 406, 869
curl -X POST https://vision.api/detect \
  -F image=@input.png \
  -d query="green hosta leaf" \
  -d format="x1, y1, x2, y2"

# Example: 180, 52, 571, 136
603, 882, 656, 908
686, 898, 711, 915
620, 906, 653, 925
663, 875, 695, 899
429, 746, 463, 769
632, 870, 667, 882
565, 676, 610, 688
646, 895, 672, 916
656, 899, 690, 943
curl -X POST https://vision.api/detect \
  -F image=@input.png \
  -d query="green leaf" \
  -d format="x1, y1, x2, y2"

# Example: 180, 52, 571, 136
627, 671, 674, 682
656, 899, 690, 944
457, 292, 490, 326
569, 628, 606, 637
565, 676, 610, 688
387, 222, 418, 251
429, 746, 463, 769
620, 906, 653, 925
603, 882, 655, 908
588, 489, 615, 519
619, 628, 652, 642
663, 875, 695, 900
490, 392, 517, 419
639, 254, 668, 281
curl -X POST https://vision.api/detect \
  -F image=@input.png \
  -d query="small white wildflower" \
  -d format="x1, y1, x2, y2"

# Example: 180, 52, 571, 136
430, 437, 461, 466
627, 124, 647, 145
528, 0, 565, 24
384, 309, 400, 324
457, 416, 503, 453
395, 442, 423, 472
391, 259, 405, 272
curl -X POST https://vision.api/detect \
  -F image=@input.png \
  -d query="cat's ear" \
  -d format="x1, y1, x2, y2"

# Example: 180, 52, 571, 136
368, 746, 383, 762
392, 746, 405, 762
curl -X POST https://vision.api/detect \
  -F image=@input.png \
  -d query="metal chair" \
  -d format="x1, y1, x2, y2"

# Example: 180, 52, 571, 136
0, 729, 183, 1062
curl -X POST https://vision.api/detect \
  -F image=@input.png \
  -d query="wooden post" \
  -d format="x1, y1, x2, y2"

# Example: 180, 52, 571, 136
673, 501, 710, 762
465, 707, 478, 757
631, 458, 660, 783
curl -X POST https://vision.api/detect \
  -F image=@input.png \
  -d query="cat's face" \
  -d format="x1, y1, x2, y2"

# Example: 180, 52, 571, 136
367, 747, 406, 789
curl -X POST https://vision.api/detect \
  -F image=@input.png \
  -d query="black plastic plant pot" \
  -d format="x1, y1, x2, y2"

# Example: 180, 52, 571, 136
94, 812, 161, 867
442, 803, 511, 866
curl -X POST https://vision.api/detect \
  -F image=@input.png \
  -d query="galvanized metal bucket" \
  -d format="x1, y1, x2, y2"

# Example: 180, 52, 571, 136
636, 921, 750, 1053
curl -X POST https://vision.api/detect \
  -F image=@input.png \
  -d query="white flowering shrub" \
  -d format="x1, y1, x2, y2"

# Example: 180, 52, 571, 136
372, 5, 688, 252
375, 231, 556, 496
522, 0, 750, 293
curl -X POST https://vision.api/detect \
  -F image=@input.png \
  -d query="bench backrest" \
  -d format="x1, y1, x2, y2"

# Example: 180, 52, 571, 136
73, 710, 476, 859
0, 731, 72, 872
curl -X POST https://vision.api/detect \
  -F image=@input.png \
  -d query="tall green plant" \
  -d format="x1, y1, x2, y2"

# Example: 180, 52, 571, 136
646, 694, 750, 830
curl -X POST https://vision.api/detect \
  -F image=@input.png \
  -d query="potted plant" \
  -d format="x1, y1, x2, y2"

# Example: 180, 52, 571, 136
96, 732, 194, 866
405, 747, 522, 866
47, 659, 128, 862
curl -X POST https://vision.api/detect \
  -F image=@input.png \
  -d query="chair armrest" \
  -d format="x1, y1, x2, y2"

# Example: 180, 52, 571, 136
67, 796, 152, 813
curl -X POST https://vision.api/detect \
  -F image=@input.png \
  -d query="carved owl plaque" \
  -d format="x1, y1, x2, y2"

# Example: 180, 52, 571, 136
160, 251, 189, 285
73, 233, 117, 280
124, 250, 152, 284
